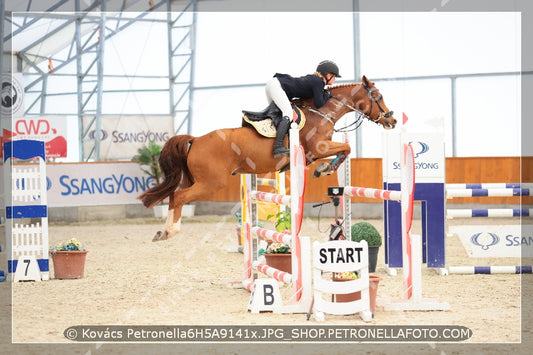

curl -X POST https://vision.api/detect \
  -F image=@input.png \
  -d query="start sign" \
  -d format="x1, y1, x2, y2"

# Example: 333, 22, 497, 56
313, 240, 369, 273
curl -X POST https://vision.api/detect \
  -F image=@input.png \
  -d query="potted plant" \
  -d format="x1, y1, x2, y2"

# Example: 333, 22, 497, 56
332, 271, 361, 302
133, 141, 166, 217
258, 210, 292, 272
351, 221, 382, 273
259, 242, 292, 273
332, 270, 382, 315
49, 238, 88, 279
134, 142, 196, 218
133, 141, 163, 184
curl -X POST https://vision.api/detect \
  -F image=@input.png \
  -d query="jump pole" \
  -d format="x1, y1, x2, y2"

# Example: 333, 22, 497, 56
241, 124, 312, 314
447, 208, 532, 218
446, 183, 533, 190
447, 188, 530, 198
448, 266, 532, 274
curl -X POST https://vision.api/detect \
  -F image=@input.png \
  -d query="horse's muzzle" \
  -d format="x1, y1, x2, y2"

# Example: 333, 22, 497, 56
384, 116, 397, 129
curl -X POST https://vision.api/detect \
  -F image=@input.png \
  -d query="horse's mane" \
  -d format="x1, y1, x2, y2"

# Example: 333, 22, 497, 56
327, 82, 362, 91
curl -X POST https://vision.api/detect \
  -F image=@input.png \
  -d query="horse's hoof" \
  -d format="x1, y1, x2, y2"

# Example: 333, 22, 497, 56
313, 162, 331, 178
152, 231, 169, 242
152, 231, 162, 242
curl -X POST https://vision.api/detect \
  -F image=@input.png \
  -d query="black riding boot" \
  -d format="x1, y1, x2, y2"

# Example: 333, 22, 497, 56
272, 117, 291, 158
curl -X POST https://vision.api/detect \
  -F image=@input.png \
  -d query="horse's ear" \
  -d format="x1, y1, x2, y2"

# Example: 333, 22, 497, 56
362, 75, 370, 86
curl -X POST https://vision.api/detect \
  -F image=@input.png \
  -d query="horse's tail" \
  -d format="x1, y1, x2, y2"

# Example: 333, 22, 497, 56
138, 135, 195, 208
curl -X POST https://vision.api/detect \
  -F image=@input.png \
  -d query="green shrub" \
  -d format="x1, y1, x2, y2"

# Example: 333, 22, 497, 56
132, 141, 163, 184
351, 222, 382, 246
267, 211, 291, 232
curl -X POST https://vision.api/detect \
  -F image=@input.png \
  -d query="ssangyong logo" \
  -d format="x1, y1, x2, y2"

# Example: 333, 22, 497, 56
409, 141, 429, 158
392, 141, 439, 170
470, 232, 500, 250
88, 129, 109, 140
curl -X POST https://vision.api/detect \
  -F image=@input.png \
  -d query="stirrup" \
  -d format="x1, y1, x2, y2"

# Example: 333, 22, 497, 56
273, 146, 290, 158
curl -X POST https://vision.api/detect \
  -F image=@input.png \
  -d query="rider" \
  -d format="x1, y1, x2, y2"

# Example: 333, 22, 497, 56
266, 60, 342, 158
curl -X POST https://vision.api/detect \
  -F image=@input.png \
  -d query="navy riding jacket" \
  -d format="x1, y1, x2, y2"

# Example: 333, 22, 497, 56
274, 73, 330, 108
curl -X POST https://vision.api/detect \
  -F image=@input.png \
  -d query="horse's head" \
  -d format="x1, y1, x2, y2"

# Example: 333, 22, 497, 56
329, 75, 397, 129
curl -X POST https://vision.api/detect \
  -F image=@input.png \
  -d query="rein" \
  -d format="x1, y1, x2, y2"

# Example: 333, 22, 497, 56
296, 82, 394, 133
298, 100, 365, 133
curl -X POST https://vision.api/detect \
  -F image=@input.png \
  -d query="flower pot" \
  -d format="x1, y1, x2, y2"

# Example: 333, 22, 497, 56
335, 288, 362, 303
368, 245, 380, 272
236, 226, 242, 245
50, 250, 88, 279
264, 253, 292, 273
333, 275, 382, 314
333, 276, 361, 303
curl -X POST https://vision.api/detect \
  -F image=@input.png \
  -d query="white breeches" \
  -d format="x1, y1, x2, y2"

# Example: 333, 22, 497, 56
265, 77, 293, 120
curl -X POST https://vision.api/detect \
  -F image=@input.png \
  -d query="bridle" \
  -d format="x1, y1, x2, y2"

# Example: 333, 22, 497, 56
298, 82, 394, 132
332, 83, 394, 125
360, 82, 394, 123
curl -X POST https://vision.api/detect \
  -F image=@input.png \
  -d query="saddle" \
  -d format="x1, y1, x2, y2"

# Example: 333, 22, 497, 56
242, 102, 306, 138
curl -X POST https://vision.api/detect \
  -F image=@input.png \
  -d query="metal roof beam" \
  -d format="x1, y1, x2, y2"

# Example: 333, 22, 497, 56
21, 7, 168, 89
5, 0, 72, 41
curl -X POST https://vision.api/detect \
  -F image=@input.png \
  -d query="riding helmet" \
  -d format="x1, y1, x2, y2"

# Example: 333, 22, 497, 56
316, 60, 341, 78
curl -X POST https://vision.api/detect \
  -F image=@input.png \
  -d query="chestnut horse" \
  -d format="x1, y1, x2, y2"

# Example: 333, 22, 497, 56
139, 75, 396, 241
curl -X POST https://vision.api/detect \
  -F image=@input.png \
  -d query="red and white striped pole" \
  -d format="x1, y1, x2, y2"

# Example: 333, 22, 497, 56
401, 142, 415, 299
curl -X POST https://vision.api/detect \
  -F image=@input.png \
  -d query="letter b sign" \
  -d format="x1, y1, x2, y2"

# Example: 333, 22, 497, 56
247, 279, 282, 313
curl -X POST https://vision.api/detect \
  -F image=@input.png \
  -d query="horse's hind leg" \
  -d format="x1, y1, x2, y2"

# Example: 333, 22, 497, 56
313, 154, 347, 178
153, 188, 187, 242
309, 140, 350, 178
152, 182, 215, 242
152, 192, 174, 241
152, 191, 180, 242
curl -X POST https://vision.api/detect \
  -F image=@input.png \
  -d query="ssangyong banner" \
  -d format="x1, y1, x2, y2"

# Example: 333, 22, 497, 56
47, 162, 155, 206
382, 130, 445, 183
449, 225, 531, 258
82, 115, 173, 160
0, 116, 68, 159
0, 162, 157, 207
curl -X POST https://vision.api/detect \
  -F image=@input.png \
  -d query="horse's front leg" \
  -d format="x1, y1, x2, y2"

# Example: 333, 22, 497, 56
309, 141, 351, 178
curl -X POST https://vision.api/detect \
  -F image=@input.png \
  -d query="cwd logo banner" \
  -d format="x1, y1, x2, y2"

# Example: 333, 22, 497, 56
449, 225, 533, 258
0, 116, 68, 159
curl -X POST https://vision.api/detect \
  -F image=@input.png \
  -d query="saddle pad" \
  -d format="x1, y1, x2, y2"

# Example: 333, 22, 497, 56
242, 107, 306, 138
